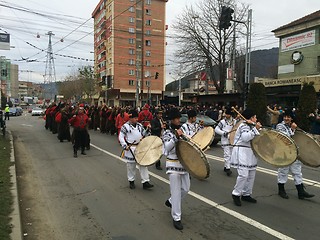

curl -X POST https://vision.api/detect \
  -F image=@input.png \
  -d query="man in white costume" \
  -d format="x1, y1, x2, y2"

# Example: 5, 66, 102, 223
162, 108, 187, 230
231, 109, 262, 206
119, 109, 154, 190
180, 109, 203, 137
215, 107, 237, 176
277, 110, 314, 200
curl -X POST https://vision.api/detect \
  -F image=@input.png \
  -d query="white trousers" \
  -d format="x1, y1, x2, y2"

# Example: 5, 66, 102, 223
126, 162, 150, 183
232, 168, 256, 196
223, 146, 232, 169
278, 160, 302, 185
168, 173, 190, 221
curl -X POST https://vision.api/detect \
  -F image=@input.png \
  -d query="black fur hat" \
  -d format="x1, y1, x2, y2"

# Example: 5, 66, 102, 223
128, 110, 138, 118
187, 109, 197, 118
242, 108, 256, 120
168, 108, 181, 120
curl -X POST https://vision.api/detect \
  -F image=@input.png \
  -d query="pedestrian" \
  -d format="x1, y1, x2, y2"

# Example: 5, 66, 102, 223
267, 104, 280, 129
215, 107, 237, 176
150, 109, 166, 170
162, 108, 188, 230
138, 104, 153, 129
276, 110, 315, 200
68, 104, 90, 158
231, 108, 262, 206
4, 104, 10, 121
118, 109, 154, 190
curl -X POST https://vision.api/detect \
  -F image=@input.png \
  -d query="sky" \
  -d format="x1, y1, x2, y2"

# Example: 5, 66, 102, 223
0, 0, 319, 84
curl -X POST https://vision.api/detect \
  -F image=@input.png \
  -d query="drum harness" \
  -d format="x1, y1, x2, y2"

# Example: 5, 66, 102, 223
229, 122, 257, 148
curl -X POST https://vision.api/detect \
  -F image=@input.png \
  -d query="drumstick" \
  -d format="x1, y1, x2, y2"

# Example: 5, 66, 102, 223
231, 106, 247, 121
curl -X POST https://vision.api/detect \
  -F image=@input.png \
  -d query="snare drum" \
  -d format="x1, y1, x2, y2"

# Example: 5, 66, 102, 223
192, 126, 214, 151
135, 136, 163, 166
292, 130, 320, 168
176, 139, 210, 180
251, 128, 298, 167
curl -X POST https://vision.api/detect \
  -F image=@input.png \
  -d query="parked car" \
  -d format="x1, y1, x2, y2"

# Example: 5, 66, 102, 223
9, 107, 19, 116
31, 107, 44, 116
180, 113, 221, 145
16, 107, 23, 116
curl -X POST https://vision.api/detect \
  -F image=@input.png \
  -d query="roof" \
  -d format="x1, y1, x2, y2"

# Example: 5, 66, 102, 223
272, 10, 320, 33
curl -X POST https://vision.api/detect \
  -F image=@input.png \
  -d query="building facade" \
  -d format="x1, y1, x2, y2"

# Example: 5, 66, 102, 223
92, 0, 168, 107
256, 10, 320, 107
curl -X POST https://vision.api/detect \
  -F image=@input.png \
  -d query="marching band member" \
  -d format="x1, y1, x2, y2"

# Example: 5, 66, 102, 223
162, 108, 189, 230
119, 109, 154, 190
180, 109, 203, 137
231, 109, 262, 206
215, 107, 237, 176
68, 104, 89, 158
276, 110, 314, 200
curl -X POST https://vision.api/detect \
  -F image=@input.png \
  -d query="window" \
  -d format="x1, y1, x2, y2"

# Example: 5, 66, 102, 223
129, 17, 134, 23
146, 20, 152, 26
146, 9, 151, 15
146, 0, 151, 5
145, 60, 151, 66
129, 59, 135, 65
144, 70, 151, 77
129, 6, 134, 12
146, 50, 151, 57
145, 30, 151, 36
146, 40, 151, 46
129, 49, 135, 55
129, 70, 135, 75
129, 80, 135, 86
128, 38, 135, 44
129, 28, 135, 33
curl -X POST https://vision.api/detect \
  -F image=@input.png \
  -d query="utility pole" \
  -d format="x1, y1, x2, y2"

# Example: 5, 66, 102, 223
205, 33, 210, 95
135, 60, 140, 108
244, 9, 252, 108
44, 31, 56, 101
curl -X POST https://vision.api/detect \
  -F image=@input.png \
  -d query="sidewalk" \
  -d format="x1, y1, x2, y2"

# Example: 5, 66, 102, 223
8, 130, 22, 240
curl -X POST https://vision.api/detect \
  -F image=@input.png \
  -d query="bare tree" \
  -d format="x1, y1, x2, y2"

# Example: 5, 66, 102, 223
172, 0, 248, 93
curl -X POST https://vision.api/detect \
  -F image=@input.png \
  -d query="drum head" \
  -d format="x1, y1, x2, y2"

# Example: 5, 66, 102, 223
135, 136, 163, 166
293, 130, 320, 167
176, 140, 210, 180
192, 126, 214, 151
251, 129, 297, 167
229, 120, 244, 145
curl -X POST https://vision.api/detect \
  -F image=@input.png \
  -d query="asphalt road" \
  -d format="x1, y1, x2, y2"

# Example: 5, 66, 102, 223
8, 114, 320, 240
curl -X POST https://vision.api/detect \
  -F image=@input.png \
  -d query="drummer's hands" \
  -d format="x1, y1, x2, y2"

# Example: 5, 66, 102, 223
255, 122, 262, 130
176, 129, 183, 136
199, 120, 204, 126
291, 122, 297, 130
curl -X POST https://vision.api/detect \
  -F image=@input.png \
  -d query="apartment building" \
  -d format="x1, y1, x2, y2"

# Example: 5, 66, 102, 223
92, 0, 168, 107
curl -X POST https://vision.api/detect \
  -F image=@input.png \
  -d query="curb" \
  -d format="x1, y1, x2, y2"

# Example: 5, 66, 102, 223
8, 130, 22, 240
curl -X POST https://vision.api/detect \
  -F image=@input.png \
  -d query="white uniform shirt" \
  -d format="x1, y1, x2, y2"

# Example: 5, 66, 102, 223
215, 117, 237, 145
181, 121, 203, 137
162, 126, 187, 174
230, 122, 260, 169
119, 121, 147, 162
276, 121, 294, 137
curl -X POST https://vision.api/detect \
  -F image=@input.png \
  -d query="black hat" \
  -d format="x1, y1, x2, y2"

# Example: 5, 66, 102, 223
283, 109, 294, 118
242, 108, 256, 120
168, 108, 181, 120
128, 110, 138, 118
155, 109, 163, 114
225, 107, 232, 115
187, 109, 197, 118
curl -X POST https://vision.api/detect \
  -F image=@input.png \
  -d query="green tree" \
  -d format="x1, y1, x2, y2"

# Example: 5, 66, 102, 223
296, 82, 317, 131
247, 83, 267, 125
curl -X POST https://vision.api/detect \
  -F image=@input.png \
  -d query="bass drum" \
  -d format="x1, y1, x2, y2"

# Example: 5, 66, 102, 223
135, 136, 163, 166
229, 120, 244, 145
292, 130, 320, 167
192, 126, 214, 151
251, 128, 297, 167
176, 139, 210, 180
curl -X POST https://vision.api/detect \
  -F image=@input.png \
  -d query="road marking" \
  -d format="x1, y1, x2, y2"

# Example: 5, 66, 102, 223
21, 124, 33, 127
206, 154, 320, 187
91, 143, 294, 240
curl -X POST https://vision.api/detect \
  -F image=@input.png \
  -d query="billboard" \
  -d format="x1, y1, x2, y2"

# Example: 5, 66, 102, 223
281, 30, 315, 52
0, 33, 10, 50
